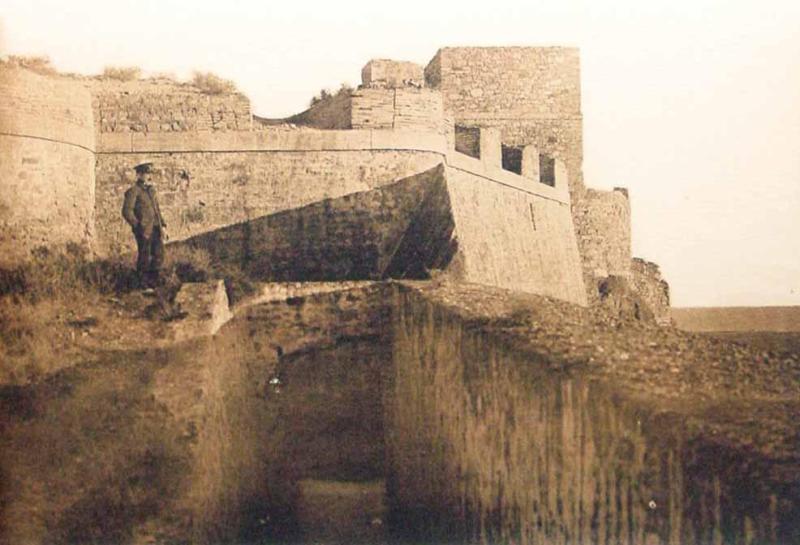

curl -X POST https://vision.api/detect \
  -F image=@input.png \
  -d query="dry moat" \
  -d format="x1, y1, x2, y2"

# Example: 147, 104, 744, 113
1, 280, 798, 545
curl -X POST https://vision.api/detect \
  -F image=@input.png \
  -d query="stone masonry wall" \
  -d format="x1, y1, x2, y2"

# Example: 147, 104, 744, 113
426, 47, 584, 195
95, 147, 442, 255
445, 164, 586, 306
361, 60, 425, 88
573, 188, 632, 280
351, 88, 446, 135
178, 167, 455, 282
90, 79, 252, 133
0, 66, 96, 266
631, 257, 671, 324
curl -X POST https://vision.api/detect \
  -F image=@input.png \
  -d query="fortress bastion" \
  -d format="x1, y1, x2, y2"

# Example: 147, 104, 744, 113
0, 47, 670, 317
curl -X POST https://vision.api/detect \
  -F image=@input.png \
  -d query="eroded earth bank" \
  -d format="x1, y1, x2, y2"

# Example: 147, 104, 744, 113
1, 281, 798, 545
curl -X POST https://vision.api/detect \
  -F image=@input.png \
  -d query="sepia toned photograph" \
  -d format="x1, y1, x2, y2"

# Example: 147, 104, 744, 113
1, 1, 798, 543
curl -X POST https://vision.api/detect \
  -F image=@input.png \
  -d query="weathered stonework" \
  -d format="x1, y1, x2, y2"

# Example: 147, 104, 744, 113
0, 66, 96, 266
362, 59, 424, 88
95, 145, 443, 256
574, 187, 632, 279
90, 78, 252, 133
426, 47, 584, 195
0, 46, 669, 311
631, 257, 671, 325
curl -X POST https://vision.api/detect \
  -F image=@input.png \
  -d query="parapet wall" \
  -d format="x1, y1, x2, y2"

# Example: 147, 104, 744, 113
351, 88, 447, 136
362, 59, 424, 88
0, 66, 96, 265
94, 129, 445, 255
90, 79, 252, 133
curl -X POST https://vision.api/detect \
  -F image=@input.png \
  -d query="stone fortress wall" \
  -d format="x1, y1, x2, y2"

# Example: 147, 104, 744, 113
0, 67, 96, 267
0, 47, 668, 314
91, 78, 252, 133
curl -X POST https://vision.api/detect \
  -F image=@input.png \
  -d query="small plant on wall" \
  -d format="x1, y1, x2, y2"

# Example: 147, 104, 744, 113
190, 71, 238, 95
309, 83, 353, 107
101, 66, 142, 81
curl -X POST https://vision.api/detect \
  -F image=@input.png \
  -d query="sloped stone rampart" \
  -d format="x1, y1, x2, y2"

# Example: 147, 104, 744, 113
175, 166, 456, 282
0, 67, 96, 265
171, 162, 586, 306
445, 165, 587, 306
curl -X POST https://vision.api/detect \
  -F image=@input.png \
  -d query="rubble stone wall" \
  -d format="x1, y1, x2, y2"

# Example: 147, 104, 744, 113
631, 257, 671, 324
90, 79, 252, 133
0, 67, 96, 266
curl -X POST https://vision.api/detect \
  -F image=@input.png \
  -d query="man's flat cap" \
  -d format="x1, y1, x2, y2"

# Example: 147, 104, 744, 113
134, 162, 154, 174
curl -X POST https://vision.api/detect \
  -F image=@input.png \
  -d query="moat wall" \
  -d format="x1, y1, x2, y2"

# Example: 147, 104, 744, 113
386, 287, 796, 544
0, 284, 390, 544
1, 283, 793, 543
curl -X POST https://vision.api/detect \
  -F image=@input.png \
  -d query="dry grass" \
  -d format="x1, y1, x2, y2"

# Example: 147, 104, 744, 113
190, 71, 237, 95
309, 83, 354, 107
1, 55, 58, 75
0, 244, 133, 383
101, 65, 142, 81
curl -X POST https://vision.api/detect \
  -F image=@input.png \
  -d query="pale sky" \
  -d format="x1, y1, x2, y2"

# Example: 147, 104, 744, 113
2, 0, 798, 307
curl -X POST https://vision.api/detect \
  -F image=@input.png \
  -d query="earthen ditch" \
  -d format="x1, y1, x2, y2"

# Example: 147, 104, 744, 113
1, 281, 797, 545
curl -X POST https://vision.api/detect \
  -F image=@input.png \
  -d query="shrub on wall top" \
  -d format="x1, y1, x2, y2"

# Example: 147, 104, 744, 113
190, 71, 238, 95
0, 55, 58, 75
309, 83, 354, 107
101, 66, 142, 81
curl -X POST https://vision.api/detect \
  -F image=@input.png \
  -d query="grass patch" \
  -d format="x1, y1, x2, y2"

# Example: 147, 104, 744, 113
309, 83, 353, 107
190, 71, 237, 95
1, 55, 58, 75
101, 65, 142, 81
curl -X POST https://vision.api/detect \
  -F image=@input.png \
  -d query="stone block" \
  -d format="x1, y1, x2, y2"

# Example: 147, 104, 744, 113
521, 145, 539, 181
362, 59, 425, 88
172, 280, 233, 341
479, 127, 501, 169
554, 159, 568, 190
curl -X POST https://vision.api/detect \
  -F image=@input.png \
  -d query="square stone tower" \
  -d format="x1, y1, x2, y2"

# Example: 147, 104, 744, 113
425, 47, 584, 199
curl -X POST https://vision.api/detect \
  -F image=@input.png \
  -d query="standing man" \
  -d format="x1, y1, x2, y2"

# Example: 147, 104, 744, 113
122, 162, 167, 288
